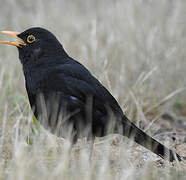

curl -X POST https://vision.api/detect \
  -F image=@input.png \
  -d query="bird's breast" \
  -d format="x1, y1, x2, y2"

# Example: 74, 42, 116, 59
23, 66, 45, 94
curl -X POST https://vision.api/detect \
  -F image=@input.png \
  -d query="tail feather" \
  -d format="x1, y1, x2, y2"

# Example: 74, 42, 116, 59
121, 116, 181, 162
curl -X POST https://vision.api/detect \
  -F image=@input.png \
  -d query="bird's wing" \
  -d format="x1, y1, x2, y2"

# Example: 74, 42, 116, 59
45, 62, 123, 116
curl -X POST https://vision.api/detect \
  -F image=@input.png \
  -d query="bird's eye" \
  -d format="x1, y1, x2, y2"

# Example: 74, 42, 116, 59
27, 35, 36, 43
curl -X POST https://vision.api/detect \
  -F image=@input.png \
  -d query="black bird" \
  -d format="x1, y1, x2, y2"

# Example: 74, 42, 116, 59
0, 27, 182, 162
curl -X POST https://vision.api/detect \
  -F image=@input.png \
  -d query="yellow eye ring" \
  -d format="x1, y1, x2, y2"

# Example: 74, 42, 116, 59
27, 35, 36, 43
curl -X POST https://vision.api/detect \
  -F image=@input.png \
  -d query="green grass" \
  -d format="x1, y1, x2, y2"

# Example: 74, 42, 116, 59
0, 0, 186, 179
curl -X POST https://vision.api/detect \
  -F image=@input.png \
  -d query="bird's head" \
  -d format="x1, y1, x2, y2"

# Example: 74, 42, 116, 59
0, 27, 67, 64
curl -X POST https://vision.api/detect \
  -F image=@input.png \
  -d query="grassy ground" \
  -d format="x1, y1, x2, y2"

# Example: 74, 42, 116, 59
0, 0, 186, 179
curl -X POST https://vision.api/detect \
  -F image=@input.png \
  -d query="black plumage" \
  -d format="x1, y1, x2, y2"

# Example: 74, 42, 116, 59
0, 27, 182, 162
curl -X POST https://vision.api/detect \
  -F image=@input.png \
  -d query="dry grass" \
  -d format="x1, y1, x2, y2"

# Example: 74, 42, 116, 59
0, 0, 186, 179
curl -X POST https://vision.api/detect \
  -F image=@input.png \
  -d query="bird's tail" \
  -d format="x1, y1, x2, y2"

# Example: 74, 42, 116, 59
121, 116, 181, 162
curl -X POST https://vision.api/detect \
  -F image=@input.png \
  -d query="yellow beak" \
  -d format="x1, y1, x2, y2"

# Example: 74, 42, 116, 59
0, 31, 26, 47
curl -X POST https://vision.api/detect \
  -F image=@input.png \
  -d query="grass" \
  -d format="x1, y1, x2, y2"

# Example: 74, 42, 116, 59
0, 0, 186, 179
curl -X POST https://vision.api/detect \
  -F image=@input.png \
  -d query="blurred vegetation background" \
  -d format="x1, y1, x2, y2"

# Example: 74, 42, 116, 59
0, 0, 186, 179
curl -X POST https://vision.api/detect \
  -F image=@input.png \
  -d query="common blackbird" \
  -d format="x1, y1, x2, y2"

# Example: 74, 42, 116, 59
0, 27, 182, 162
